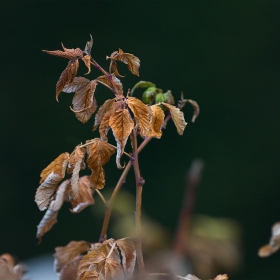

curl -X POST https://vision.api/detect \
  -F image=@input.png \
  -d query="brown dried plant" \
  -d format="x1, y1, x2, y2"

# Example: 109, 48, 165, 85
33, 35, 213, 280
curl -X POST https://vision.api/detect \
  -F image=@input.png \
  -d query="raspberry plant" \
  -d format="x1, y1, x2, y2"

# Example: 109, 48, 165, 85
32, 35, 213, 280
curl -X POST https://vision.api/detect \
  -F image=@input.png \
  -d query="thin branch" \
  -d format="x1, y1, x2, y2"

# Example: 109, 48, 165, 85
173, 159, 204, 256
95, 189, 107, 206
130, 127, 145, 274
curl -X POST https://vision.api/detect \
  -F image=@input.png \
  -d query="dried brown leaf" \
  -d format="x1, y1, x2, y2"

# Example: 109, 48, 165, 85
36, 153, 69, 211
148, 105, 164, 138
99, 111, 113, 141
258, 244, 279, 257
86, 138, 115, 189
56, 59, 79, 101
62, 77, 90, 93
54, 241, 91, 273
67, 147, 86, 197
110, 60, 125, 78
109, 48, 140, 76
71, 80, 98, 123
97, 74, 123, 94
126, 97, 152, 137
84, 35, 93, 55
0, 256, 21, 280
213, 274, 229, 280
178, 94, 200, 123
36, 180, 69, 241
161, 102, 187, 135
69, 176, 95, 213
77, 239, 122, 280
43, 45, 83, 60
82, 54, 91, 75
115, 238, 136, 277
109, 109, 134, 168
93, 99, 115, 131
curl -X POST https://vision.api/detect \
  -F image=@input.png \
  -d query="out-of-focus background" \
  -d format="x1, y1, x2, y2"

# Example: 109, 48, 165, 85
1, 1, 280, 279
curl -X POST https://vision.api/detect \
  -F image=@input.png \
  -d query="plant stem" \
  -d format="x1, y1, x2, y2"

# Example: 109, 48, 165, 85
130, 127, 145, 274
98, 114, 171, 243
173, 159, 204, 255
90, 58, 119, 96
95, 189, 107, 206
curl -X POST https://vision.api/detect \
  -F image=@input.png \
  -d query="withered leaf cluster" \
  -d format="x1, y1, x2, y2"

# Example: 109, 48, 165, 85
35, 139, 117, 240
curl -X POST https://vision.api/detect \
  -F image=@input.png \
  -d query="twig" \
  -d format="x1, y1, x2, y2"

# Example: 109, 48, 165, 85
95, 189, 107, 207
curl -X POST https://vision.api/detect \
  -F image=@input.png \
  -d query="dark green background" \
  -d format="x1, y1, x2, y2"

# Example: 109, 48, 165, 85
1, 1, 280, 279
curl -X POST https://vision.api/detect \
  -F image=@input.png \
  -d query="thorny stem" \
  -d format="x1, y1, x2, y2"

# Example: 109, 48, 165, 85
79, 141, 131, 159
130, 127, 145, 274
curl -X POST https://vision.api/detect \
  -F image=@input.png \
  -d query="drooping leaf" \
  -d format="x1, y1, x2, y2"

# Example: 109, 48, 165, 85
126, 97, 152, 137
43, 45, 83, 60
97, 74, 123, 94
99, 111, 113, 141
258, 222, 280, 257
35, 153, 69, 211
161, 102, 187, 135
58, 255, 83, 280
178, 94, 200, 123
36, 180, 70, 241
69, 176, 95, 213
86, 138, 115, 189
148, 105, 165, 138
84, 34, 93, 55
115, 238, 136, 277
130, 81, 156, 96
67, 146, 86, 197
108, 48, 140, 76
93, 99, 115, 131
54, 241, 91, 273
56, 59, 79, 101
109, 109, 134, 168
62, 77, 90, 93
70, 80, 98, 123
82, 54, 91, 75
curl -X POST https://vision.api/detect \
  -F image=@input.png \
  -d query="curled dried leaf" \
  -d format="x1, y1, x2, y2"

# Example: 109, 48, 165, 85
43, 45, 83, 60
109, 109, 134, 168
70, 80, 98, 123
56, 59, 79, 101
115, 238, 136, 277
0, 255, 21, 280
108, 48, 140, 76
36, 153, 69, 211
54, 241, 91, 273
62, 77, 90, 93
97, 74, 123, 94
93, 99, 115, 131
82, 54, 91, 75
148, 105, 165, 138
68, 147, 86, 197
84, 35, 93, 55
86, 138, 115, 189
69, 176, 95, 213
36, 180, 70, 241
178, 93, 200, 123
127, 97, 152, 137
161, 102, 187, 135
